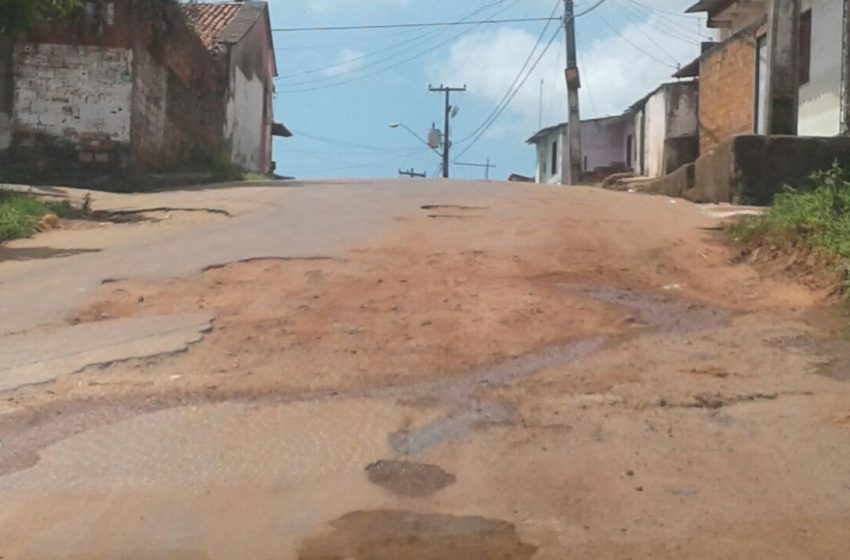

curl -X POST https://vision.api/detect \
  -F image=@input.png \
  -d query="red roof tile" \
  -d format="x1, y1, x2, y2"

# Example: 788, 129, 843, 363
181, 3, 243, 50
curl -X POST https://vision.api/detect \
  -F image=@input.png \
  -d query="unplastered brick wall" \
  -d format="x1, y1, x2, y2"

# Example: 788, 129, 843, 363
130, 46, 167, 167
13, 42, 133, 157
698, 30, 757, 155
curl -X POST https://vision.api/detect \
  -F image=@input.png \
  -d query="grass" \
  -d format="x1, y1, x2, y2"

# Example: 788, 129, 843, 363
0, 191, 87, 243
729, 163, 850, 262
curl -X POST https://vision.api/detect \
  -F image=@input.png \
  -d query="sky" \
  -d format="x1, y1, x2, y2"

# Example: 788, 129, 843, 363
268, 0, 710, 180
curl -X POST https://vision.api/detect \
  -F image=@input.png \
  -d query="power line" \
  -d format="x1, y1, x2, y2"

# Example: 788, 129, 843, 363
278, 0, 511, 80
278, 1, 522, 91
453, 25, 563, 161
615, 0, 704, 46
455, 0, 563, 145
272, 17, 562, 33
591, 9, 678, 69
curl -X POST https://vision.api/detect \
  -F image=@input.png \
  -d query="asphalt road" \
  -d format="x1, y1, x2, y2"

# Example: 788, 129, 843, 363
1, 179, 849, 559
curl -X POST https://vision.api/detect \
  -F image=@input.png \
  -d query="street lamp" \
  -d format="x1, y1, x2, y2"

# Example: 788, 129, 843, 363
389, 123, 441, 156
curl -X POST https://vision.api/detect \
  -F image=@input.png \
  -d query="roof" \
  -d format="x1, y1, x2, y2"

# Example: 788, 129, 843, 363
685, 0, 735, 14
525, 114, 634, 144
181, 3, 243, 50
182, 2, 269, 49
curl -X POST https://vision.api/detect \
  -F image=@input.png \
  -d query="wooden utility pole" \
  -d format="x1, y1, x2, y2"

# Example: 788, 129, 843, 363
841, 0, 850, 134
399, 168, 426, 178
429, 84, 466, 178
564, 0, 582, 185
766, 0, 801, 135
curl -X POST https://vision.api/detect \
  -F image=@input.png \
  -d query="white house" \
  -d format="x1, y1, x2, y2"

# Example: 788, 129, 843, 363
526, 114, 633, 184
630, 81, 699, 178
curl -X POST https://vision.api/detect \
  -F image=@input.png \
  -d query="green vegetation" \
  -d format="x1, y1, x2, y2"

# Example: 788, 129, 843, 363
0, 0, 81, 35
730, 163, 850, 261
0, 191, 85, 242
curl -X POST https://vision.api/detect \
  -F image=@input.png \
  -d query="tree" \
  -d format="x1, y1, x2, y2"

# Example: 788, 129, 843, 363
0, 0, 81, 36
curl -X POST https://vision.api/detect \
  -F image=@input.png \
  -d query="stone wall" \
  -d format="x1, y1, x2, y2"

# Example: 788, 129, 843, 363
0, 36, 13, 151
698, 27, 758, 155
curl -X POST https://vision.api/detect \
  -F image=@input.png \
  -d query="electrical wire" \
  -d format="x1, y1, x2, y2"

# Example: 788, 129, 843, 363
278, 0, 521, 90
272, 17, 561, 33
615, 0, 705, 46
591, 8, 678, 69
452, 25, 562, 162
278, 0, 512, 80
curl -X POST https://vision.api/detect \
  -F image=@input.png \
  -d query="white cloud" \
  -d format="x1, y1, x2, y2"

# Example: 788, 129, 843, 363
428, 3, 711, 133
307, 0, 408, 14
322, 48, 367, 77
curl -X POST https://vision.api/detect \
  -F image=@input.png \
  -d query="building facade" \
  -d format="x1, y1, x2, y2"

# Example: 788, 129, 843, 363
526, 115, 633, 184
685, 0, 849, 154
0, 0, 287, 177
630, 82, 699, 178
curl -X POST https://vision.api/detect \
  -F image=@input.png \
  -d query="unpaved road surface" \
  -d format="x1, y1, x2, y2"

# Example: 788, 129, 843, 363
1, 179, 850, 559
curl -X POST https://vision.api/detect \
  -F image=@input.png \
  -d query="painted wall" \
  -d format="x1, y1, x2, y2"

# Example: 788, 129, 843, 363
224, 15, 275, 174
643, 90, 668, 178
12, 43, 133, 146
534, 127, 564, 184
798, 0, 843, 136
581, 118, 627, 172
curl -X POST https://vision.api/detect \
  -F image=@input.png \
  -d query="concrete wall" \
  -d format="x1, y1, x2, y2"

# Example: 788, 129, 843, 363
12, 43, 133, 148
699, 28, 758, 155
643, 89, 667, 178
581, 118, 627, 172
534, 127, 564, 184
798, 0, 844, 136
0, 37, 13, 151
223, 13, 274, 174
646, 135, 850, 205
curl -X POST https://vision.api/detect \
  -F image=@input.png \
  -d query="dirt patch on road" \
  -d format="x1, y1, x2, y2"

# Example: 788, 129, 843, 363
365, 459, 456, 497
298, 510, 537, 560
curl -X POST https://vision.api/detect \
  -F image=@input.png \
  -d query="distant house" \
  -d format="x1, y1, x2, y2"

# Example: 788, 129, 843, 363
0, 0, 290, 178
681, 0, 847, 155
526, 114, 633, 184
629, 82, 699, 178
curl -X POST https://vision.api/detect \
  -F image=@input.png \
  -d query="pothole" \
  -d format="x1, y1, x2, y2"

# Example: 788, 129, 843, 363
420, 205, 487, 211
365, 459, 456, 497
297, 510, 537, 560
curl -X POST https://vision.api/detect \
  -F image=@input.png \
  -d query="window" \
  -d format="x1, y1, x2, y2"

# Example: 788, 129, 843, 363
551, 140, 558, 176
799, 9, 812, 85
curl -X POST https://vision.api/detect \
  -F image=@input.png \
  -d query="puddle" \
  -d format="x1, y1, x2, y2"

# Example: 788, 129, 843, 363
383, 338, 607, 455
574, 285, 730, 333
365, 459, 456, 497
298, 510, 537, 560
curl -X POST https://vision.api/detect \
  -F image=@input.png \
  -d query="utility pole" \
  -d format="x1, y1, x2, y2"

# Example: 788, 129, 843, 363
455, 158, 496, 181
563, 0, 582, 185
429, 84, 466, 178
399, 168, 426, 178
766, 0, 800, 135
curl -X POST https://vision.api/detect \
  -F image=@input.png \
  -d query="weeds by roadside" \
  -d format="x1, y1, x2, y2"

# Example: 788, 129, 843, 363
728, 163, 850, 294
0, 191, 88, 242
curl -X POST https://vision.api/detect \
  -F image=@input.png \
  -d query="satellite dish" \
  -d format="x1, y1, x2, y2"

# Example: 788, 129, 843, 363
451, 106, 460, 119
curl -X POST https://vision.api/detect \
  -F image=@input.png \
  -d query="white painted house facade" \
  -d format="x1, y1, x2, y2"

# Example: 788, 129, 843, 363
526, 115, 633, 184
630, 82, 699, 178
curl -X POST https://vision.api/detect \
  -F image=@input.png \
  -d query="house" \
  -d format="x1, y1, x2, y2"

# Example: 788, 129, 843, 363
526, 114, 633, 184
0, 0, 288, 179
629, 81, 699, 178
681, 0, 847, 153
638, 0, 850, 205
182, 2, 289, 174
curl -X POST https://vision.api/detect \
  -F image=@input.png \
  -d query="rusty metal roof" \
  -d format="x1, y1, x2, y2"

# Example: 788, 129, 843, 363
181, 3, 244, 50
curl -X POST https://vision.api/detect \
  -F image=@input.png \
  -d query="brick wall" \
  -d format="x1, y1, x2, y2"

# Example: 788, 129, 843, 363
698, 30, 757, 155
12, 42, 133, 164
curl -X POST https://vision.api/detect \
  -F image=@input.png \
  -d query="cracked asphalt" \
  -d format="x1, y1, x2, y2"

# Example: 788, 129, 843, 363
1, 179, 850, 559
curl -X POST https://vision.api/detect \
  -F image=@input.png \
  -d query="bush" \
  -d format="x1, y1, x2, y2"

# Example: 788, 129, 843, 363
730, 163, 850, 260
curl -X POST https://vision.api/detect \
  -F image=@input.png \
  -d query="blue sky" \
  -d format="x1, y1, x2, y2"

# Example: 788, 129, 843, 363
268, 0, 708, 180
